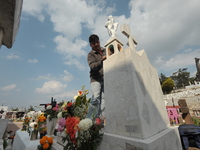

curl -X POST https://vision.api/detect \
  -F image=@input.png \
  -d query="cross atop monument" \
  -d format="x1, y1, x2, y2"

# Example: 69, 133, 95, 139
120, 23, 138, 50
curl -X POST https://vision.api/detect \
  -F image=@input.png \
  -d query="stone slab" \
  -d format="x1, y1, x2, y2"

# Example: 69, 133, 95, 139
0, 119, 9, 139
98, 127, 182, 150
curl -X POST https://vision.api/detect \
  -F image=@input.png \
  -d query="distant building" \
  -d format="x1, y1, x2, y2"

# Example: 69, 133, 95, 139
0, 106, 8, 112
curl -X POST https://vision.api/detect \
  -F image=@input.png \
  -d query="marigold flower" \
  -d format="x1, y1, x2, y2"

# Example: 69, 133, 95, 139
40, 138, 46, 145
47, 137, 53, 144
43, 136, 48, 140
43, 143, 49, 149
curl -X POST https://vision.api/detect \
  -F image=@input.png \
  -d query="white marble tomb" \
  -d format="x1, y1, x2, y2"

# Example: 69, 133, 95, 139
98, 23, 182, 150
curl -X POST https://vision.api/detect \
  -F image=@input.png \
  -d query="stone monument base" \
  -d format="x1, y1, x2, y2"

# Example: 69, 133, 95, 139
98, 127, 182, 150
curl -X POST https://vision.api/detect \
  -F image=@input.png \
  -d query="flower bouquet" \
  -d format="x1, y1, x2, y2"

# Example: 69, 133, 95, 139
21, 116, 31, 131
38, 115, 47, 138
37, 136, 53, 150
45, 97, 59, 121
59, 86, 104, 150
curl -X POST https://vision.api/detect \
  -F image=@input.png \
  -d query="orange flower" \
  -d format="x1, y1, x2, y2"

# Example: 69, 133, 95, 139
39, 138, 46, 145
78, 91, 83, 96
47, 137, 53, 144
43, 143, 49, 149
66, 117, 80, 143
43, 136, 48, 140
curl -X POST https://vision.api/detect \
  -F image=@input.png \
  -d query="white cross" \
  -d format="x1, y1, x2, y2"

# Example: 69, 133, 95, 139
120, 23, 138, 50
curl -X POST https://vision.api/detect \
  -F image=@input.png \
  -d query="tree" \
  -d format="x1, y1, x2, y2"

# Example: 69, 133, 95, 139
159, 73, 167, 85
170, 68, 190, 88
11, 108, 19, 111
27, 105, 35, 112
161, 78, 174, 94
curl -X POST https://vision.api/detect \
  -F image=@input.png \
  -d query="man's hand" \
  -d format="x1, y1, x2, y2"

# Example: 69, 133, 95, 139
101, 56, 106, 61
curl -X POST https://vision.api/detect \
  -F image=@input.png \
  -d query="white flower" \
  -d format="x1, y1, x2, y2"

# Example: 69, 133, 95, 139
57, 112, 63, 119
29, 122, 36, 128
61, 130, 67, 137
73, 96, 78, 100
78, 118, 93, 131
27, 112, 32, 118
47, 105, 52, 109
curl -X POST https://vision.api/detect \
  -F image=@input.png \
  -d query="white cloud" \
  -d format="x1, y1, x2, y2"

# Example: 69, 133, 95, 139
61, 70, 73, 81
54, 35, 87, 58
161, 49, 200, 71
15, 89, 21, 92
22, 0, 46, 22
63, 55, 86, 70
22, 0, 107, 70
54, 90, 77, 99
33, 73, 54, 81
35, 80, 67, 94
2, 84, 17, 91
6, 54, 22, 60
28, 58, 38, 63
22, 0, 200, 75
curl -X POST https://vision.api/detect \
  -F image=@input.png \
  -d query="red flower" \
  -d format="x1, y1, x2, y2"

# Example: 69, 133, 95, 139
66, 117, 80, 143
95, 118, 102, 125
67, 102, 72, 108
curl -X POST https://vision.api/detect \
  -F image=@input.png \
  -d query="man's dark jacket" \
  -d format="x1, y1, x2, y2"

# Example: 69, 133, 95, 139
87, 47, 106, 83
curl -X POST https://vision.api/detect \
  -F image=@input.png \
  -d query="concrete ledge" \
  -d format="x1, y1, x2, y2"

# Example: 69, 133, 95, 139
98, 127, 182, 150
0, 0, 23, 48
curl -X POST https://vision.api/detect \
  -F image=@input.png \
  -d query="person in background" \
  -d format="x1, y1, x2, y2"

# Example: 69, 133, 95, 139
87, 34, 106, 119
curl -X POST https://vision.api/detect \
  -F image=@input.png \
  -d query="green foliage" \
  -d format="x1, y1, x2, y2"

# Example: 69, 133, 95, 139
63, 124, 104, 150
159, 73, 167, 85
192, 117, 200, 126
161, 78, 174, 94
27, 105, 36, 112
11, 108, 19, 111
3, 139, 7, 149
170, 68, 190, 88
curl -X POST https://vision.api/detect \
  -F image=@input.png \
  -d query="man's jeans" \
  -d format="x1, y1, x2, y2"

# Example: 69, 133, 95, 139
90, 81, 105, 118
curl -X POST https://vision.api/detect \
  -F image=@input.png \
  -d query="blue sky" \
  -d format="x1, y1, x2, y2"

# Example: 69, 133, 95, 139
0, 0, 200, 110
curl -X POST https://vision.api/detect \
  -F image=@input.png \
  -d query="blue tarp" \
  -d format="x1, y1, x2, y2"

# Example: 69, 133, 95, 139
178, 124, 200, 150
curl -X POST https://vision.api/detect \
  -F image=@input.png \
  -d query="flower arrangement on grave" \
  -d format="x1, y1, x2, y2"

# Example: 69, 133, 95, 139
37, 115, 47, 138
21, 116, 31, 131
37, 136, 53, 150
45, 97, 59, 121
58, 86, 104, 150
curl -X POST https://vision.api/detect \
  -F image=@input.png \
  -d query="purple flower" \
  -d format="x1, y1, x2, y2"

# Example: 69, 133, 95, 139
58, 118, 66, 127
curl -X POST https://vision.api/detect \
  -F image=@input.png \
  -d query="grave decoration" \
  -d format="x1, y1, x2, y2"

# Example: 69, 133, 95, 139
44, 98, 61, 136
37, 136, 53, 150
57, 86, 104, 150
38, 114, 47, 139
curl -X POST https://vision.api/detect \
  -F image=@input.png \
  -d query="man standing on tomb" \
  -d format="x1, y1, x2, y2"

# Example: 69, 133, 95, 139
87, 34, 106, 119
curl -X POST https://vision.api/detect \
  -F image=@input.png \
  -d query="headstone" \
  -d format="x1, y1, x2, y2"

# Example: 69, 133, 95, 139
98, 22, 182, 150
178, 99, 193, 124
0, 119, 10, 150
